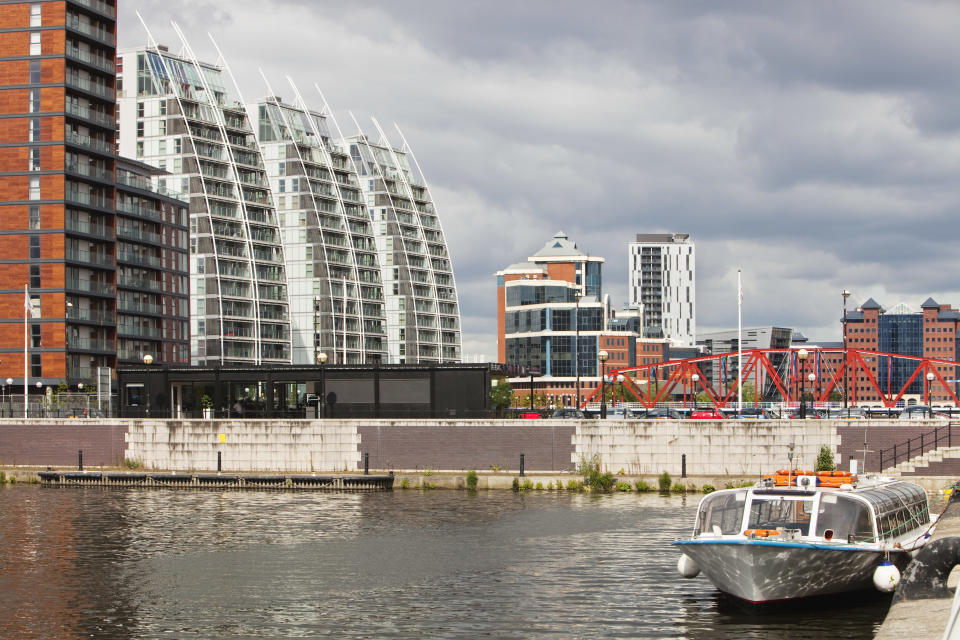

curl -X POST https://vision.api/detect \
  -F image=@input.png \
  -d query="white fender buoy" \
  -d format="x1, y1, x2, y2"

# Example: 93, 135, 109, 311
873, 561, 901, 593
678, 554, 700, 579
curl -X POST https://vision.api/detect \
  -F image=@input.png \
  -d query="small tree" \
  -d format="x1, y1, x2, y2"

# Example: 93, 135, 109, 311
815, 445, 835, 472
490, 376, 513, 416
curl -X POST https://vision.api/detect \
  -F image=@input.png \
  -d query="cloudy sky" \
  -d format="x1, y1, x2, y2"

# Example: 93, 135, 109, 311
122, 1, 960, 360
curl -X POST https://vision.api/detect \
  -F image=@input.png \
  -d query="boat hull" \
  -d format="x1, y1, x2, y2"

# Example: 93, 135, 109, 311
674, 539, 911, 603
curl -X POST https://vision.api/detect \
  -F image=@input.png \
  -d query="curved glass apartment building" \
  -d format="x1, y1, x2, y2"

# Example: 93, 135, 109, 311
251, 96, 387, 364
347, 131, 462, 363
118, 45, 291, 365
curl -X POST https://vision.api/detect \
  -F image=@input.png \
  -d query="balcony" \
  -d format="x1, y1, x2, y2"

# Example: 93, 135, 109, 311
65, 13, 115, 46
64, 100, 115, 128
66, 278, 113, 295
65, 189, 113, 211
64, 129, 114, 155
67, 307, 115, 325
65, 72, 115, 100
116, 171, 186, 202
67, 336, 115, 352
68, 0, 116, 19
116, 250, 161, 268
65, 159, 113, 182
66, 248, 114, 267
116, 200, 163, 221
116, 225, 161, 245
65, 217, 112, 239
116, 276, 163, 292
117, 300, 162, 315
117, 325, 162, 339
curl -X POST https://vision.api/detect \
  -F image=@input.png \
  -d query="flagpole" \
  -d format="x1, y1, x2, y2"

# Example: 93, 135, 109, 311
737, 269, 742, 412
23, 284, 28, 419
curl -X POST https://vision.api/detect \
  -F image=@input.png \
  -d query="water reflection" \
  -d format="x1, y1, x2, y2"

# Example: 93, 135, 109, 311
0, 487, 889, 639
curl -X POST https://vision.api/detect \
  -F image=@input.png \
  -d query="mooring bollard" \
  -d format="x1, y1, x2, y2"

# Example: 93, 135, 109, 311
217, 451, 222, 472
520, 453, 525, 477
681, 453, 687, 479
78, 449, 83, 471
364, 452, 369, 475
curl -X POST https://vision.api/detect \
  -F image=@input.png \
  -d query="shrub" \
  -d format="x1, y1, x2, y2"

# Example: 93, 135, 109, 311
546, 481, 554, 490
123, 458, 143, 470
702, 484, 715, 494
671, 482, 687, 494
567, 479, 582, 491
400, 478, 410, 489
616, 480, 632, 492
815, 445, 835, 472
465, 470, 478, 490
522, 479, 534, 491
512, 477, 520, 492
490, 464, 500, 472
635, 479, 652, 492
422, 481, 436, 490
658, 472, 672, 492
579, 453, 614, 492
535, 482, 543, 490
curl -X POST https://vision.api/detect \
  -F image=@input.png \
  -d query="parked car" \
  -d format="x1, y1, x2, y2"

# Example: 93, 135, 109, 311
690, 409, 725, 419
826, 408, 866, 419
899, 406, 937, 420
730, 408, 772, 420
550, 408, 585, 419
646, 408, 682, 419
785, 408, 821, 419
595, 407, 643, 420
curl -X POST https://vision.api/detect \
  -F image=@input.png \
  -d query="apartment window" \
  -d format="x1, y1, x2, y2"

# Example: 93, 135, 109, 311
30, 353, 41, 378
136, 102, 144, 117
159, 100, 167, 115
136, 141, 143, 156
29, 265, 40, 288
136, 122, 144, 137
29, 177, 40, 200
29, 235, 40, 258
29, 60, 41, 83
29, 205, 40, 229
29, 117, 40, 141
173, 138, 181, 153
29, 147, 40, 171
31, 323, 41, 348
158, 139, 166, 155
30, 3, 41, 27
28, 88, 40, 113
29, 32, 41, 56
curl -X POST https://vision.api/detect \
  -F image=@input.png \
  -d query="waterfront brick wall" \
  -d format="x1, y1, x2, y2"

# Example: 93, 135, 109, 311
0, 421, 127, 466
836, 423, 956, 473
357, 422, 576, 472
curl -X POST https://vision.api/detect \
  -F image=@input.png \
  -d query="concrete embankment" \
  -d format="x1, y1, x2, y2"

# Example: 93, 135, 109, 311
876, 488, 960, 639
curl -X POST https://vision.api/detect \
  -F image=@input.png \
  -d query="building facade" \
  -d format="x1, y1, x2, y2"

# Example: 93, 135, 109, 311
117, 44, 292, 366
497, 231, 644, 406
114, 157, 189, 367
697, 326, 794, 396
842, 298, 960, 404
249, 96, 387, 365
347, 130, 461, 363
628, 233, 695, 345
0, 0, 119, 389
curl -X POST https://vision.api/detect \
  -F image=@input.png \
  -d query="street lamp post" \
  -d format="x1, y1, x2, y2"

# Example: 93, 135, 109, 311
318, 352, 328, 419
797, 349, 809, 418
3, 377, 9, 418
599, 350, 609, 419
807, 373, 816, 419
926, 372, 935, 419
842, 289, 851, 411
35, 380, 42, 417
691, 373, 699, 410
574, 292, 582, 408
616, 373, 625, 407
143, 354, 153, 417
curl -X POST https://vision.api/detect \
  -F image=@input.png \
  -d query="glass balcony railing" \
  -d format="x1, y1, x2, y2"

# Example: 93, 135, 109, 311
65, 248, 113, 267
65, 278, 113, 295
67, 336, 115, 351
65, 189, 113, 210
64, 129, 114, 154
117, 300, 163, 315
69, 0, 116, 18
65, 13, 115, 45
65, 72, 115, 100
64, 100, 115, 127
67, 307, 115, 324
116, 171, 186, 201
65, 160, 113, 182
65, 217, 112, 239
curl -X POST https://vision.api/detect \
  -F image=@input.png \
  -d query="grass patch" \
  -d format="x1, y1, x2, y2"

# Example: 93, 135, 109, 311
635, 479, 652, 492
670, 482, 687, 494
658, 472, 672, 492
546, 481, 554, 490
702, 484, 715, 494
521, 479, 534, 491
566, 479, 583, 492
400, 478, 410, 489
465, 470, 478, 490
615, 480, 632, 492
123, 458, 143, 470
421, 481, 436, 490
535, 482, 543, 490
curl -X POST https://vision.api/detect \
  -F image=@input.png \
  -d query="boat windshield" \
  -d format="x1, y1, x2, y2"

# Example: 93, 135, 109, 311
814, 494, 874, 542
747, 496, 814, 535
696, 490, 747, 536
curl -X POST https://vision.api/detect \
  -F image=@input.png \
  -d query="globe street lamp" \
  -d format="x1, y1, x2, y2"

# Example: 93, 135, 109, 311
691, 373, 700, 410
616, 373, 625, 407
4, 377, 11, 418
143, 354, 153, 417
807, 373, 816, 419
318, 351, 328, 419
926, 372, 936, 418
35, 380, 42, 418
598, 350, 609, 419
797, 349, 809, 418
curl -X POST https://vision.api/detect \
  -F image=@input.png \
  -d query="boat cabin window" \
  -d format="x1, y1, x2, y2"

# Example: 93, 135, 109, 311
696, 490, 747, 536
815, 494, 874, 541
746, 496, 814, 535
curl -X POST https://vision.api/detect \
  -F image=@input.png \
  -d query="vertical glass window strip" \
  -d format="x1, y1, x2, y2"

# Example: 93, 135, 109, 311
30, 353, 41, 377
29, 3, 41, 27
28, 177, 40, 199
29, 32, 41, 55
29, 60, 41, 83
29, 206, 40, 229
29, 147, 40, 171
29, 265, 41, 288
29, 117, 40, 141
28, 88, 40, 113
29, 235, 40, 258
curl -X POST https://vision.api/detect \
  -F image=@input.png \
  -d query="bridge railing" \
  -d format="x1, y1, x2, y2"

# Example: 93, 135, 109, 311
879, 423, 959, 471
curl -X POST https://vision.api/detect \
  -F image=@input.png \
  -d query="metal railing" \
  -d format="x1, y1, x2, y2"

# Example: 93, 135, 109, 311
879, 423, 959, 471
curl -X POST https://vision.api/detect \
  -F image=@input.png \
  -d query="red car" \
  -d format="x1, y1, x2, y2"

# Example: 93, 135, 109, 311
690, 409, 725, 419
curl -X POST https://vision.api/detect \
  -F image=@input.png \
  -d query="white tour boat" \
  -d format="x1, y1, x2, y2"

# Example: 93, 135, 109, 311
674, 470, 935, 603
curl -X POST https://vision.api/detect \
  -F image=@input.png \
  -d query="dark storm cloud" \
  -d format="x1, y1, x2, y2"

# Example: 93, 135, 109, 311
123, 1, 960, 358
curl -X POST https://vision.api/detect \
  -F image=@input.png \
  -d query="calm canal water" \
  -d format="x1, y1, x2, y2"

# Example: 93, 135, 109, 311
0, 485, 891, 639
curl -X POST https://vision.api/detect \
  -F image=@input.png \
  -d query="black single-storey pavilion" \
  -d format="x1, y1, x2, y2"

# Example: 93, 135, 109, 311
117, 363, 508, 419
